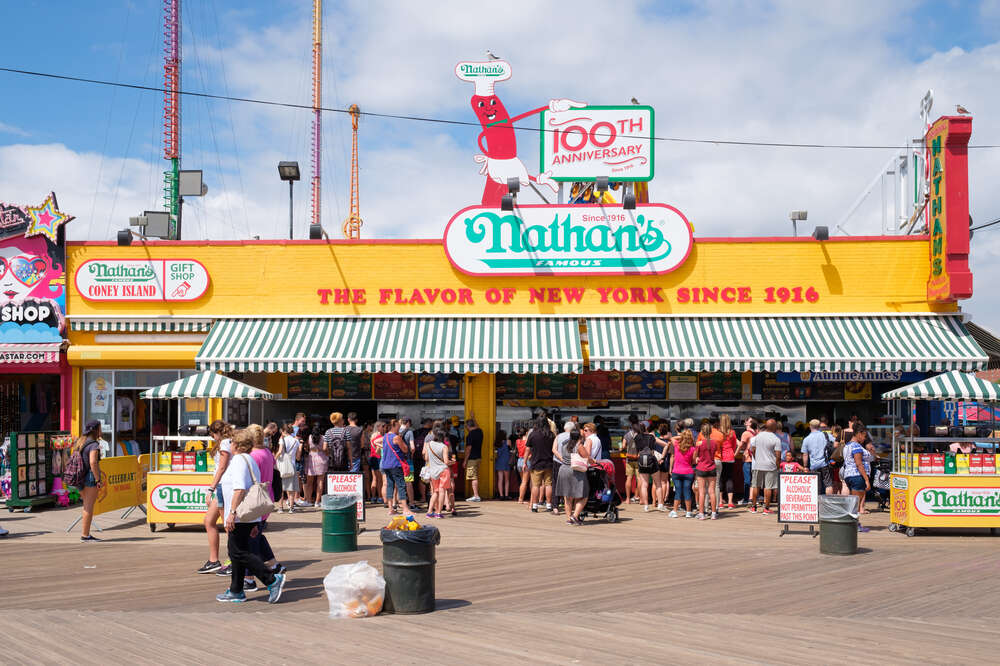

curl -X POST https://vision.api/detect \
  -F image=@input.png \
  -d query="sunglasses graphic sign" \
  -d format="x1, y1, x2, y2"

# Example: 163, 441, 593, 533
75, 259, 210, 302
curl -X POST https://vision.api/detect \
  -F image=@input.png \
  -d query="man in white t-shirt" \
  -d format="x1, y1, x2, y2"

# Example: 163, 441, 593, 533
748, 418, 782, 514
216, 433, 286, 604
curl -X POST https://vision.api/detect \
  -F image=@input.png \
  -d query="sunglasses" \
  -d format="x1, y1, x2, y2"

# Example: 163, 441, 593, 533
0, 255, 47, 287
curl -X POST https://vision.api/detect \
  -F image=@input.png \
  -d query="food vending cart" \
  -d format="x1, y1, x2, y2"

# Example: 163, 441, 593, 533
139, 371, 273, 532
884, 371, 1000, 537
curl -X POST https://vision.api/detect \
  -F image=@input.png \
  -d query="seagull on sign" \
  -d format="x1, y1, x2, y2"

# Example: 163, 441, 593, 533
956, 104, 971, 115
486, 50, 500, 60
630, 97, 640, 105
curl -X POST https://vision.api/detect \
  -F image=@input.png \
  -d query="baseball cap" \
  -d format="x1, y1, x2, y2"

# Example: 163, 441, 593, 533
84, 419, 101, 433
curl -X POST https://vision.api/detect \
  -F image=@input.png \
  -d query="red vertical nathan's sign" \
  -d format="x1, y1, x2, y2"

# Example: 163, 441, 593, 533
925, 116, 972, 302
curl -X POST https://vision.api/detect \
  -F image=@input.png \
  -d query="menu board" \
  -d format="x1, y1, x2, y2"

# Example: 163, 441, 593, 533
622, 371, 667, 400
496, 373, 535, 400
535, 373, 579, 400
844, 381, 872, 400
416, 373, 462, 400
812, 383, 845, 400
698, 372, 742, 401
668, 373, 699, 400
373, 372, 417, 400
330, 373, 373, 400
287, 373, 329, 399
761, 374, 792, 401
580, 371, 623, 400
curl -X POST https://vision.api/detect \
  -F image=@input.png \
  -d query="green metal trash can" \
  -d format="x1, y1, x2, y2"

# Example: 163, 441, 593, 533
380, 526, 440, 614
321, 495, 358, 553
819, 495, 859, 555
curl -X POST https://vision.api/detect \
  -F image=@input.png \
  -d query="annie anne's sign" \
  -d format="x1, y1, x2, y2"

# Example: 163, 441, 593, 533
76, 259, 210, 301
444, 203, 692, 276
541, 105, 654, 181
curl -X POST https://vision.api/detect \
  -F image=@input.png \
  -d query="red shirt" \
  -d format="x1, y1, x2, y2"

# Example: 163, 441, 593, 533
720, 431, 739, 462
695, 439, 717, 472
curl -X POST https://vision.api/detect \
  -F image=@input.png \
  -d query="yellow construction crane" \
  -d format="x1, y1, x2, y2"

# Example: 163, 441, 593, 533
342, 103, 363, 239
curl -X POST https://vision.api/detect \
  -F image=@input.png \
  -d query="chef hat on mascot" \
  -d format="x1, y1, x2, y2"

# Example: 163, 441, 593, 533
455, 60, 512, 96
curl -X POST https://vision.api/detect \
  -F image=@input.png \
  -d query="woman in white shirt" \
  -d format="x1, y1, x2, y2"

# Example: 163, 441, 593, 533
275, 423, 302, 512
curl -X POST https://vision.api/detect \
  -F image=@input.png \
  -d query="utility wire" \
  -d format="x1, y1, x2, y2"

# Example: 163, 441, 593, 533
4, 65, 1000, 150
971, 218, 1000, 232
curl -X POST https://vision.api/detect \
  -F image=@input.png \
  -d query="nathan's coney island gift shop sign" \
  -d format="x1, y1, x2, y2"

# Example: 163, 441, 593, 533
75, 259, 210, 301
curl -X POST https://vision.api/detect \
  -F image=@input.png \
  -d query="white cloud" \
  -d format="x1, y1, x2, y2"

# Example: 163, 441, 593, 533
0, 122, 29, 138
2, 1, 1000, 331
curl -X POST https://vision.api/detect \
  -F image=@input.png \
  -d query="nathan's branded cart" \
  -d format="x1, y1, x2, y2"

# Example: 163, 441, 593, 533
884, 371, 1000, 537
139, 371, 273, 532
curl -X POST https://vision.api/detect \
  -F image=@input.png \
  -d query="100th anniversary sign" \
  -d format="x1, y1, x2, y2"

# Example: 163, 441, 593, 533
444, 204, 693, 276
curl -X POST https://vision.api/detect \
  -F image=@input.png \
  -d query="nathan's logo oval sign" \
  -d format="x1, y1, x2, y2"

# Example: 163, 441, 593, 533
150, 484, 212, 513
915, 487, 1000, 516
444, 203, 693, 276
75, 259, 210, 301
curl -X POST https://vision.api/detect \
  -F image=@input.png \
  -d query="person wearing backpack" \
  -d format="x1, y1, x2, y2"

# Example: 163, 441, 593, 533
633, 423, 658, 512
323, 412, 349, 472
622, 415, 641, 505
70, 420, 104, 542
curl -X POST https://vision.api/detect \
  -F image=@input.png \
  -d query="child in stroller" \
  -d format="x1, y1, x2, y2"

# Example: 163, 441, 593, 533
580, 461, 623, 523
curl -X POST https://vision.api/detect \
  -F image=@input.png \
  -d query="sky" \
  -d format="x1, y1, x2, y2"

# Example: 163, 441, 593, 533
1, 0, 999, 329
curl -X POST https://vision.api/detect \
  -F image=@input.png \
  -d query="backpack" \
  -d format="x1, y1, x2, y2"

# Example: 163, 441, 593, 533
823, 433, 835, 464
63, 448, 87, 488
325, 427, 348, 471
636, 434, 658, 471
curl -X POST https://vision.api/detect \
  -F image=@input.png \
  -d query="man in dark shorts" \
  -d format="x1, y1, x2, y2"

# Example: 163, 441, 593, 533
344, 412, 364, 474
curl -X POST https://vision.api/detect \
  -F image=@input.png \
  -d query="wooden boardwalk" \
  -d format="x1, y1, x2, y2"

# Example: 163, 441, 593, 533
1, 499, 998, 665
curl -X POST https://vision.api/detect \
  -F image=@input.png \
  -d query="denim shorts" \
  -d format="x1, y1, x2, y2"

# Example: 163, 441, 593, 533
84, 471, 98, 488
216, 486, 224, 504
844, 475, 867, 492
383, 466, 406, 501
349, 458, 362, 473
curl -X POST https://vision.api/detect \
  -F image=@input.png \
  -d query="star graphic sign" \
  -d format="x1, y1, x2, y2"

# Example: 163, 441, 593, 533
25, 192, 74, 242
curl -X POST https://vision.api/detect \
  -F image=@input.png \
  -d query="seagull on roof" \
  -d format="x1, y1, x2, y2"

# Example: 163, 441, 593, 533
486, 50, 500, 60
630, 97, 640, 105
956, 104, 971, 115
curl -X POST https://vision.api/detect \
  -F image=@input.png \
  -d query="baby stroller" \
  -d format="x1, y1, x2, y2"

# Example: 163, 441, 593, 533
871, 459, 891, 511
579, 462, 622, 523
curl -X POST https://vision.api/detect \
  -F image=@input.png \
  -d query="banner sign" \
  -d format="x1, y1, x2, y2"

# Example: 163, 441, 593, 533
776, 371, 923, 383
541, 105, 654, 181
149, 482, 212, 513
778, 472, 819, 524
75, 259, 210, 301
444, 203, 693, 276
94, 455, 142, 515
326, 472, 365, 521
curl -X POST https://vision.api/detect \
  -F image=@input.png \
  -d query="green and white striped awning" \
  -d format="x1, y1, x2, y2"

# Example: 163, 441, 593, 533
71, 318, 213, 332
139, 371, 273, 399
196, 318, 583, 374
882, 371, 1000, 401
587, 315, 987, 373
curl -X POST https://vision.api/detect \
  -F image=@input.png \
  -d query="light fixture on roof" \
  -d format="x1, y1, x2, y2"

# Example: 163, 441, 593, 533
789, 210, 808, 237
278, 161, 301, 240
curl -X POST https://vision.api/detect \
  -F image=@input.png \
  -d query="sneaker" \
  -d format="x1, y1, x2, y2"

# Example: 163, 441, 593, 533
195, 560, 222, 574
467, 496, 481, 503
749, 506, 757, 514
216, 564, 232, 577
80, 535, 102, 542
711, 512, 718, 520
644, 505, 652, 512
657, 504, 666, 512
530, 504, 538, 513
545, 503, 553, 511
270, 563, 286, 575
696, 513, 706, 520
761, 508, 772, 515
858, 525, 870, 533
684, 511, 693, 518
295, 499, 310, 507
267, 573, 286, 604
737, 499, 747, 506
243, 578, 257, 592
426, 513, 435, 519
668, 510, 679, 518
216, 589, 247, 603
727, 503, 735, 509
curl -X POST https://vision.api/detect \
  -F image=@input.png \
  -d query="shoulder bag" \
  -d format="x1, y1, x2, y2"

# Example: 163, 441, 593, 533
570, 442, 589, 472
275, 438, 296, 478
234, 454, 274, 522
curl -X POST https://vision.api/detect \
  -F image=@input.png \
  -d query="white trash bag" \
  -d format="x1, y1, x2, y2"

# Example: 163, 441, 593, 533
323, 560, 385, 618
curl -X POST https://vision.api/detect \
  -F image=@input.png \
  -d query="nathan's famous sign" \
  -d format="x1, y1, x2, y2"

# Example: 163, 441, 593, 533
450, 58, 683, 277
445, 204, 692, 276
